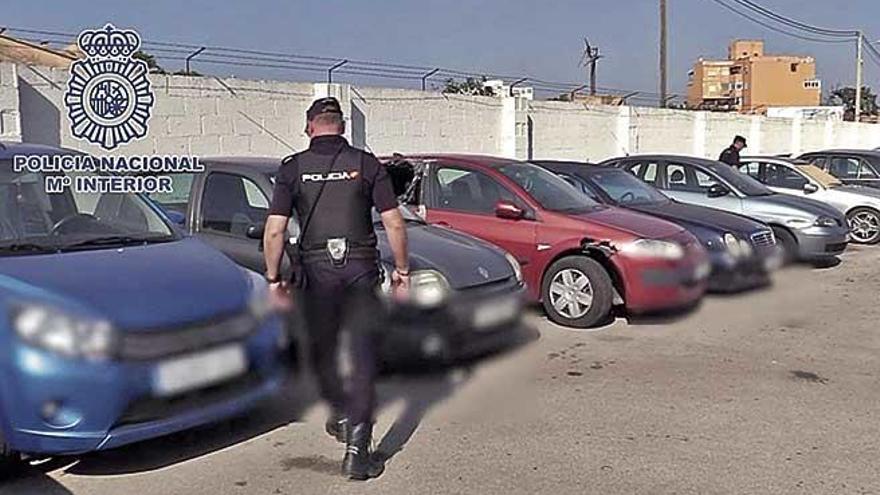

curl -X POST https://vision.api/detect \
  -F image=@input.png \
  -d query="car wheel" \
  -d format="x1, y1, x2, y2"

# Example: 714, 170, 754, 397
771, 226, 798, 265
0, 436, 21, 479
847, 207, 880, 244
541, 256, 613, 329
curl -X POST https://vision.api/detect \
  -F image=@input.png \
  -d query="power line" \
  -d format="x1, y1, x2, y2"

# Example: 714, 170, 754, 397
704, 0, 854, 44
731, 0, 858, 37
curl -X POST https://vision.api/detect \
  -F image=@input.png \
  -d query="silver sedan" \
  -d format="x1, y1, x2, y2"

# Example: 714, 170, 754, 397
740, 157, 880, 244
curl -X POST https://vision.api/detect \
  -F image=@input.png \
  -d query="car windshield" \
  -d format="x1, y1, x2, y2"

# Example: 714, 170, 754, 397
704, 161, 774, 196
0, 162, 175, 256
499, 162, 599, 213
583, 169, 669, 205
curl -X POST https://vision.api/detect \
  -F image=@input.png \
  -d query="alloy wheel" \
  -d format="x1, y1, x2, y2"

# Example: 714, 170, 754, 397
548, 268, 594, 319
848, 210, 880, 243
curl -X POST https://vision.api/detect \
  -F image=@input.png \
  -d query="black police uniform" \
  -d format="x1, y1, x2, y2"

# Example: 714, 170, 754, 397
719, 145, 741, 167
269, 133, 397, 428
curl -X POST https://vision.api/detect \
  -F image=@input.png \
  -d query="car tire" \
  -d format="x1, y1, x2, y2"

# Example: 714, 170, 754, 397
541, 256, 613, 329
771, 226, 798, 265
846, 207, 880, 244
0, 436, 21, 480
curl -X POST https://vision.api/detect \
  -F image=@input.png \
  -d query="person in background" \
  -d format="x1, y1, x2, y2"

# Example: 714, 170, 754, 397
719, 135, 747, 167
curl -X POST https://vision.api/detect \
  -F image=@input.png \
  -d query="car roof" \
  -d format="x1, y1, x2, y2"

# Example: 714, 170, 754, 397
0, 141, 82, 160
199, 156, 283, 173
800, 149, 880, 157
601, 154, 723, 167
383, 153, 522, 168
534, 160, 624, 176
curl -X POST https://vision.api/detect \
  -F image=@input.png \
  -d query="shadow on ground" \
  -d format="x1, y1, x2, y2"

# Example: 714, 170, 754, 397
2, 323, 538, 488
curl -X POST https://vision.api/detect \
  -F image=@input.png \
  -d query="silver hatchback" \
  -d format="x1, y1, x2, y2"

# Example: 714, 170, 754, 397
740, 156, 880, 244
601, 155, 849, 263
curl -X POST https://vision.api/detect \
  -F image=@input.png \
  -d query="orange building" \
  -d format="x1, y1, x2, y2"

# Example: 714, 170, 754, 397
687, 40, 821, 113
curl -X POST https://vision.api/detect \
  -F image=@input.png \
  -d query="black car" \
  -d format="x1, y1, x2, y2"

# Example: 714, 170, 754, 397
534, 161, 782, 292
798, 150, 880, 189
144, 158, 527, 368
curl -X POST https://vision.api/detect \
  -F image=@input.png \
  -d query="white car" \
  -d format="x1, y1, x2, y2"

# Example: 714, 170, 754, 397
740, 156, 880, 244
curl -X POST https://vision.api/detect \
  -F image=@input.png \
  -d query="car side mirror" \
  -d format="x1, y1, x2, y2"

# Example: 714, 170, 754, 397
246, 223, 265, 240
803, 183, 819, 194
164, 210, 186, 226
707, 184, 730, 198
495, 201, 525, 220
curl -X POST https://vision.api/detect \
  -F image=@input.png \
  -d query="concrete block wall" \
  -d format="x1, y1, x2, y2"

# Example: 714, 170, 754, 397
527, 101, 623, 162
4, 61, 880, 163
0, 63, 21, 141
351, 85, 504, 157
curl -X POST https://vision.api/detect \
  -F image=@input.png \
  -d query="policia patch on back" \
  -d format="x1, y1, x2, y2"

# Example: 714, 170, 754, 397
268, 135, 398, 259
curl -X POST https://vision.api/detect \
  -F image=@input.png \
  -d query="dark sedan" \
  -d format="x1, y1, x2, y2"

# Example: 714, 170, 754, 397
535, 161, 781, 292
797, 150, 880, 189
143, 158, 527, 368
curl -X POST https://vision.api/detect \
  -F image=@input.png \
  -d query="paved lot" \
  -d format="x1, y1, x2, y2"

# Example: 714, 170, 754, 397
4, 246, 880, 495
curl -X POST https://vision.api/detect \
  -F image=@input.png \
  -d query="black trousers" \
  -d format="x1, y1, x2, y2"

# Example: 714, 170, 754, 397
299, 258, 381, 426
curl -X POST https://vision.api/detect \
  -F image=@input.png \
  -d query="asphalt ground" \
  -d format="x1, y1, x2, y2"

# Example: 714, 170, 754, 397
4, 245, 879, 495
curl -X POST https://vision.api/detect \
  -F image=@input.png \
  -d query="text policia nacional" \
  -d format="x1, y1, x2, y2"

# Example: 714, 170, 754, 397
13, 154, 204, 194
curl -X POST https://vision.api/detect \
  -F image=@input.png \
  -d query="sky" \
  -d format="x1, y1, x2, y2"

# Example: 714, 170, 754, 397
5, 0, 880, 102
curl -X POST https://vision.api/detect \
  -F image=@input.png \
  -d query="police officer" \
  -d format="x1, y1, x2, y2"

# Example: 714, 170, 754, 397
263, 97, 409, 480
719, 135, 747, 167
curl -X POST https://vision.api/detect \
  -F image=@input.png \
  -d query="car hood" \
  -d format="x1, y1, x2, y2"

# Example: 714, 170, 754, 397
0, 238, 250, 331
749, 193, 842, 219
572, 206, 685, 239
377, 223, 513, 290
629, 201, 766, 236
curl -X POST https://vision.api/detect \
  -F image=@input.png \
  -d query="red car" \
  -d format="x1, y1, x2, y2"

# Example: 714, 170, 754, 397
384, 155, 710, 328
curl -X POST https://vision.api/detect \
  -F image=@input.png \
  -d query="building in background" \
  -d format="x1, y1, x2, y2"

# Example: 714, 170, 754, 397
0, 33, 77, 68
483, 79, 534, 100
687, 40, 821, 114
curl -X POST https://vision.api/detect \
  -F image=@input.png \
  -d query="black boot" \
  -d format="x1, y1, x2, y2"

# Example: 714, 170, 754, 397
325, 412, 348, 444
342, 423, 385, 481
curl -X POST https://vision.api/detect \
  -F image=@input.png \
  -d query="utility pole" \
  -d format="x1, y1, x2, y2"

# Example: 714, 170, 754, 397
855, 31, 863, 122
659, 0, 668, 108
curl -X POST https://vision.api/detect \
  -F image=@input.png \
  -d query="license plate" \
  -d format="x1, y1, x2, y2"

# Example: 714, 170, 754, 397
153, 344, 247, 397
472, 296, 520, 330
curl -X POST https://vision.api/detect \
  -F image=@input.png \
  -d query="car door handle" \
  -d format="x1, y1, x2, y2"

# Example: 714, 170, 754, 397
436, 221, 451, 228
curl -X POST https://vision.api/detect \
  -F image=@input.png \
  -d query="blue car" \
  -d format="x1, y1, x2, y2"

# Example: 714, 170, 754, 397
0, 142, 285, 469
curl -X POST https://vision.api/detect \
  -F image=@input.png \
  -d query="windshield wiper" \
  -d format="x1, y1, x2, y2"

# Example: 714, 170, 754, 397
59, 235, 174, 250
0, 242, 60, 254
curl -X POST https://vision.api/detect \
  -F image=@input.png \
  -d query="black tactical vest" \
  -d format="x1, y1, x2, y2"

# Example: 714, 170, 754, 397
291, 144, 378, 259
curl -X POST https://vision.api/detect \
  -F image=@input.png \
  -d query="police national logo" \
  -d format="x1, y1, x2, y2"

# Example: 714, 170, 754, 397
64, 24, 155, 150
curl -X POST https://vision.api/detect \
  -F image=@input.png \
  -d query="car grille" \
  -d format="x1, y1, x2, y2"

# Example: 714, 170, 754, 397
118, 311, 257, 361
114, 371, 262, 427
751, 230, 776, 248
825, 242, 847, 253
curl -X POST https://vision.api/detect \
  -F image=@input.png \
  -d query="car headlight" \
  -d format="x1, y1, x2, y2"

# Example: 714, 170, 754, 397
814, 216, 838, 228
620, 239, 685, 260
722, 233, 753, 258
377, 266, 451, 308
409, 270, 451, 308
785, 218, 813, 229
11, 303, 116, 361
504, 252, 523, 283
244, 270, 272, 321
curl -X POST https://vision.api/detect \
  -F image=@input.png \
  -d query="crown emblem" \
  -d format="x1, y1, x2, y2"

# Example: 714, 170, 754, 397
77, 24, 141, 59
64, 24, 154, 150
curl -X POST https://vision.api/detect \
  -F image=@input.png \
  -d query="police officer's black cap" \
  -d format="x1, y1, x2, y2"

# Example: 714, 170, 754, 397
734, 135, 747, 146
306, 97, 343, 121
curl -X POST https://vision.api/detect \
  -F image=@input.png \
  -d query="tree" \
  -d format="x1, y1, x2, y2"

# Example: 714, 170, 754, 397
133, 51, 166, 74
441, 77, 495, 96
825, 86, 878, 120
